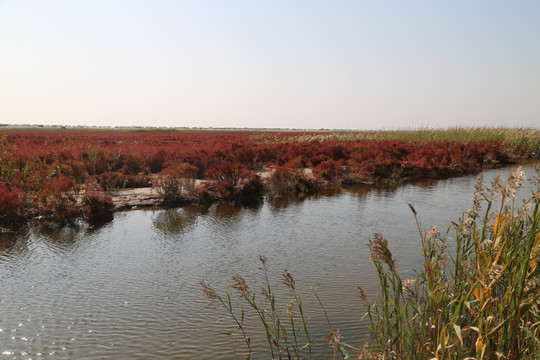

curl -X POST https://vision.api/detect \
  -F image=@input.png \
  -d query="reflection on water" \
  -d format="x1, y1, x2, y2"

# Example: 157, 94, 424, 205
267, 186, 344, 210
0, 164, 537, 360
211, 201, 260, 220
38, 226, 80, 247
0, 229, 30, 258
85, 215, 114, 231
152, 207, 201, 236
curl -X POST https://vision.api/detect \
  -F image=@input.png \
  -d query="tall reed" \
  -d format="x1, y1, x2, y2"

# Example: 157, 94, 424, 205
201, 255, 357, 359
359, 166, 540, 359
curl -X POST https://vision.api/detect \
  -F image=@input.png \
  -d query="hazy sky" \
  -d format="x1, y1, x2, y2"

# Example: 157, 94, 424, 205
0, 1, 539, 130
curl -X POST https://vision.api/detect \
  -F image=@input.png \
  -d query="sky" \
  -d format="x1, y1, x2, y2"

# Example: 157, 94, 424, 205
0, 1, 539, 130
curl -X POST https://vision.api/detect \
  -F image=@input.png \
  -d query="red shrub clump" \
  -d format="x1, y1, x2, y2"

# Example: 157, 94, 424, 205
83, 177, 114, 221
312, 159, 346, 181
153, 162, 198, 201
268, 166, 321, 198
0, 181, 26, 228
204, 161, 264, 202
37, 175, 80, 225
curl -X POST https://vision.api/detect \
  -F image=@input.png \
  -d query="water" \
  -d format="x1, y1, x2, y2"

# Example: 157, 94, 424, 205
0, 164, 537, 359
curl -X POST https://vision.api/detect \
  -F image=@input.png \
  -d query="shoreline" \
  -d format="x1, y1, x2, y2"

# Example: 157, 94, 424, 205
107, 162, 530, 211
0, 161, 536, 233
1, 127, 538, 230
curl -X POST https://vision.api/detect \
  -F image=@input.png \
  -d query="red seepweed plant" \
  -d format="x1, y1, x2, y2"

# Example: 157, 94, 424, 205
83, 176, 114, 221
0, 128, 537, 228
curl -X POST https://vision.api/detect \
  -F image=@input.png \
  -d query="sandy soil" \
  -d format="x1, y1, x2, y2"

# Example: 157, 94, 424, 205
109, 187, 163, 210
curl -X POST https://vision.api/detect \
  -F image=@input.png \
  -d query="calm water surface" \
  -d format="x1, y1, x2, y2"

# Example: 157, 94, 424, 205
0, 164, 537, 359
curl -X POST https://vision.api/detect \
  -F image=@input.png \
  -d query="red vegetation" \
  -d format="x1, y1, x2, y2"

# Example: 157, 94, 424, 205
0, 129, 528, 228
152, 162, 198, 202
37, 175, 80, 225
83, 177, 114, 221
0, 181, 26, 227
268, 166, 322, 198
203, 161, 264, 202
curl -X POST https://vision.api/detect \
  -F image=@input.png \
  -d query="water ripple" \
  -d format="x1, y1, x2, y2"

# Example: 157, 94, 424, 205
0, 165, 535, 359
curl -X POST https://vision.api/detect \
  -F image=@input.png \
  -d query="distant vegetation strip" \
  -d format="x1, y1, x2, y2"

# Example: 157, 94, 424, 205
0, 127, 538, 229
251, 127, 540, 153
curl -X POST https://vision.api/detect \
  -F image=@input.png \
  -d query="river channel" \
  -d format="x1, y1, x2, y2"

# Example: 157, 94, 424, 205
0, 164, 537, 359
